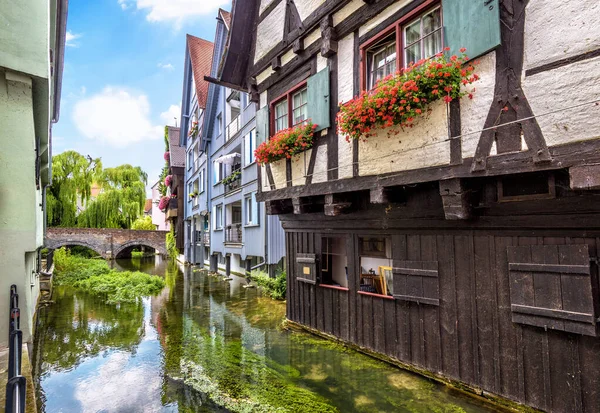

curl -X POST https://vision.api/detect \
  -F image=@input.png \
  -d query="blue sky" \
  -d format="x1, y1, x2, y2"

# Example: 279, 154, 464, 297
54, 0, 229, 194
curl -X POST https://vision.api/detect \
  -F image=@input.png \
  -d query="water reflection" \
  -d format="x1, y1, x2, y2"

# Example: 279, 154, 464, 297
35, 258, 504, 413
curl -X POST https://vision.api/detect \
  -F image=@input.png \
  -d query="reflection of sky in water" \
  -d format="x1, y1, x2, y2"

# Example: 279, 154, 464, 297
41, 298, 173, 413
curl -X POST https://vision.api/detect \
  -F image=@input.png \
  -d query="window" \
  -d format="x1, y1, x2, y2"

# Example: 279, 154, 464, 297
270, 83, 308, 136
188, 150, 193, 170
244, 129, 256, 166
216, 113, 222, 136
199, 169, 205, 193
214, 204, 223, 229
359, 237, 393, 297
362, 6, 443, 91
188, 182, 193, 200
321, 237, 348, 288
213, 161, 223, 185
245, 193, 258, 226
274, 100, 288, 133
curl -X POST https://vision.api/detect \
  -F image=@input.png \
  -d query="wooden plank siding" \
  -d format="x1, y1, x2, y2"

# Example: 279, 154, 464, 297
284, 227, 600, 412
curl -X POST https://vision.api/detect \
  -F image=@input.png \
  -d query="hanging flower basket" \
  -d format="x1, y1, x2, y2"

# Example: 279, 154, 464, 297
188, 121, 199, 137
254, 122, 317, 165
337, 48, 479, 141
158, 196, 170, 212
164, 175, 173, 187
164, 151, 170, 161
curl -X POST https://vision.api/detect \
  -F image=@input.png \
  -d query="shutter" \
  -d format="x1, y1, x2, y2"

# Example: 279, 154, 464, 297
307, 67, 330, 132
392, 261, 439, 306
252, 192, 259, 225
507, 244, 598, 336
442, 0, 501, 59
296, 253, 317, 284
256, 106, 269, 146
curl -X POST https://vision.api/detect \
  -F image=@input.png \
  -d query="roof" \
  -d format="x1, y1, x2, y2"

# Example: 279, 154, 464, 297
187, 35, 214, 109
220, 8, 231, 30
167, 126, 185, 168
144, 199, 153, 213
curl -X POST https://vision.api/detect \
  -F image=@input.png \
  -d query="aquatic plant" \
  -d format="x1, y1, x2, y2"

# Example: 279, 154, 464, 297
250, 270, 287, 300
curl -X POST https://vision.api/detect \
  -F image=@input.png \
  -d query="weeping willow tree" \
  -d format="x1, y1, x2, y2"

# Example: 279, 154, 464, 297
47, 151, 102, 227
77, 165, 147, 229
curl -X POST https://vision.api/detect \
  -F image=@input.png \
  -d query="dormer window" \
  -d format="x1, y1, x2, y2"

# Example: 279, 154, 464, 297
361, 5, 443, 91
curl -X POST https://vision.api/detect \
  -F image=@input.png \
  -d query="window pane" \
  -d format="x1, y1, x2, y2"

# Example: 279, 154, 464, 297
405, 21, 421, 44
423, 30, 443, 59
423, 8, 441, 35
275, 100, 287, 118
405, 43, 420, 65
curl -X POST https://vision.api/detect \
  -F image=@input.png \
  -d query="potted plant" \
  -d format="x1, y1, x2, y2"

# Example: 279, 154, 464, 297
221, 170, 241, 185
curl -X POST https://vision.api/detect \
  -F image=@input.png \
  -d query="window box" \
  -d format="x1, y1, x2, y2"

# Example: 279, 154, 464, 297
255, 122, 317, 165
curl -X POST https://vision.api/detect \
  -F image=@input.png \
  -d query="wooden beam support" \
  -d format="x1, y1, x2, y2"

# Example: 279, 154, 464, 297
292, 37, 304, 54
271, 56, 282, 71
570, 165, 600, 190
439, 179, 472, 220
265, 199, 293, 215
292, 196, 325, 214
324, 194, 352, 216
320, 15, 338, 57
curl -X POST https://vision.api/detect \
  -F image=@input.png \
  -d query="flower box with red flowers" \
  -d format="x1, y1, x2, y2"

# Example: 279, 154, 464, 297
254, 122, 317, 165
337, 48, 479, 142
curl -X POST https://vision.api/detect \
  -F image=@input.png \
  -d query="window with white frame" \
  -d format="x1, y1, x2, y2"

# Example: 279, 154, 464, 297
274, 100, 288, 133
214, 204, 223, 229
362, 6, 443, 91
216, 113, 222, 136
292, 88, 308, 125
188, 150, 193, 170
188, 182, 193, 201
244, 129, 256, 166
244, 193, 258, 225
271, 84, 309, 136
213, 161, 223, 185
199, 168, 205, 193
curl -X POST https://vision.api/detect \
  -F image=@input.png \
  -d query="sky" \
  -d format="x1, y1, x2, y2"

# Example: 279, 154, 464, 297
54, 0, 230, 195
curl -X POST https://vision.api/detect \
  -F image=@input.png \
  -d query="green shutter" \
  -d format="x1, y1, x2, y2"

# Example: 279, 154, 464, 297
256, 106, 269, 145
443, 0, 501, 59
307, 67, 330, 132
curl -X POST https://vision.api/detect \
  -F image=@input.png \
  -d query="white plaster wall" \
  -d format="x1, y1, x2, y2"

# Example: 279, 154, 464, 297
461, 51, 497, 159
295, 0, 326, 21
359, 0, 410, 37
304, 28, 321, 48
291, 150, 311, 186
281, 48, 296, 66
338, 33, 355, 104
260, 165, 271, 192
312, 144, 328, 183
316, 54, 328, 72
333, 0, 364, 26
522, 56, 600, 148
358, 101, 450, 176
255, 1, 286, 64
259, 0, 277, 15
256, 67, 275, 86
260, 92, 268, 109
524, 1, 600, 70
338, 133, 354, 179
270, 158, 288, 189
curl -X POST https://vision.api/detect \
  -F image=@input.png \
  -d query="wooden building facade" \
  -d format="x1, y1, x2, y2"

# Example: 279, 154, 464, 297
215, 0, 600, 411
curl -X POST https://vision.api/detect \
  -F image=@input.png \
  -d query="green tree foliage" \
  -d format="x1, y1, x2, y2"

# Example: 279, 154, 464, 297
166, 228, 178, 258
77, 164, 147, 229
131, 215, 155, 231
47, 151, 102, 227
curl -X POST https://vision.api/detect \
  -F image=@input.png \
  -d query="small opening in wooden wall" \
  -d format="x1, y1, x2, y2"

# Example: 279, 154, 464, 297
320, 237, 349, 288
498, 171, 556, 202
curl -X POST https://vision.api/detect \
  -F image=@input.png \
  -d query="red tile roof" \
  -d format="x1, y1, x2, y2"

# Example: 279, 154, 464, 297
187, 35, 214, 109
220, 9, 231, 30
144, 199, 152, 213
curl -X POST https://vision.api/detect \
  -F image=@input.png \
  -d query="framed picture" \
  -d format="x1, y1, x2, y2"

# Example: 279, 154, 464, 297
380, 266, 393, 296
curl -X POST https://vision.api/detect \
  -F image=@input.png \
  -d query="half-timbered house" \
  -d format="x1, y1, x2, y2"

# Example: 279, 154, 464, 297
215, 1, 600, 411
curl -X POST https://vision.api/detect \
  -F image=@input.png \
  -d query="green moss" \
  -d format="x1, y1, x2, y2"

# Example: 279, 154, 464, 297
250, 270, 287, 300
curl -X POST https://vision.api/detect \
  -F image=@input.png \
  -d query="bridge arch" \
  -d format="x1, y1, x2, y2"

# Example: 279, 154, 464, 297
113, 240, 167, 259
45, 240, 108, 260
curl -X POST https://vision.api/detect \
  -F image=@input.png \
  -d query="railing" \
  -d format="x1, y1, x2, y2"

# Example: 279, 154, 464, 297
225, 223, 243, 244
225, 115, 241, 142
5, 285, 26, 413
202, 232, 210, 245
224, 175, 242, 194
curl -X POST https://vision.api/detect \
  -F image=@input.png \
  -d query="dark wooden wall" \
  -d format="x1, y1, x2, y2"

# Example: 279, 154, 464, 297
285, 225, 600, 413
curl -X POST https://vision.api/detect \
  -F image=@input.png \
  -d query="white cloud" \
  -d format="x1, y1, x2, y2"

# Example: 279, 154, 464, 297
65, 31, 82, 47
119, 0, 229, 24
157, 62, 174, 71
160, 104, 181, 127
73, 87, 163, 147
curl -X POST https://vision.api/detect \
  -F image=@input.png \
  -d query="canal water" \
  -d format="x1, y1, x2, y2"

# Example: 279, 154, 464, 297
34, 258, 505, 413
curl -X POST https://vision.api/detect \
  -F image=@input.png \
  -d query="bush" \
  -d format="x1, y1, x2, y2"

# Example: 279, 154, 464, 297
131, 215, 155, 230
250, 270, 286, 300
54, 247, 111, 285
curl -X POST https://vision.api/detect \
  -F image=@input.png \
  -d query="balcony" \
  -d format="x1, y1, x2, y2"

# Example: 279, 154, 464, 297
225, 115, 241, 142
195, 230, 209, 246
224, 174, 241, 194
225, 223, 242, 245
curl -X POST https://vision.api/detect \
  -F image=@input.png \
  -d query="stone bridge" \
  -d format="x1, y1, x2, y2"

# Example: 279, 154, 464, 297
45, 227, 168, 259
